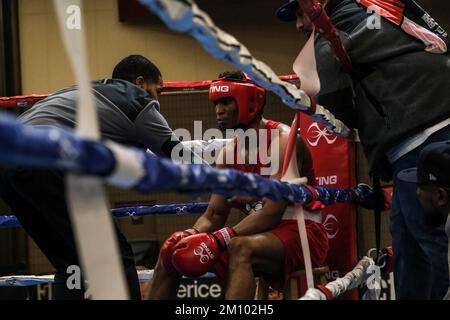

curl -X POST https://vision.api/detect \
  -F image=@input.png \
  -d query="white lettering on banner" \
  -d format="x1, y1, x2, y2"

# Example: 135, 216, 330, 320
177, 280, 222, 299
322, 214, 339, 239
210, 284, 221, 298
306, 122, 338, 147
327, 270, 340, 281
210, 85, 229, 93
316, 175, 338, 185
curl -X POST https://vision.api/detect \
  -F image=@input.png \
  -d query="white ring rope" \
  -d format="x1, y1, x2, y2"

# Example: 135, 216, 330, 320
300, 256, 375, 300
0, 270, 216, 287
53, 0, 128, 299
281, 115, 315, 290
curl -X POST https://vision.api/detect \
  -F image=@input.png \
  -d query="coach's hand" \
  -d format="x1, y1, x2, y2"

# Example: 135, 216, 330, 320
350, 183, 373, 209
171, 227, 237, 277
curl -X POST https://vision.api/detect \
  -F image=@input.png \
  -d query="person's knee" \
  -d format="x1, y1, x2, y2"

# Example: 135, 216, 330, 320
153, 256, 175, 279
228, 237, 253, 263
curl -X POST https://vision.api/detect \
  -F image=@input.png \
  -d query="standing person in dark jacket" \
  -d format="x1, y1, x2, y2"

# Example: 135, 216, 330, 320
0, 55, 188, 299
277, 0, 450, 299
398, 141, 450, 299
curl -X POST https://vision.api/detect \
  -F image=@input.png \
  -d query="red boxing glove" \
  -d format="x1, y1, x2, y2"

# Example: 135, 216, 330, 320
304, 200, 326, 212
171, 227, 237, 278
160, 228, 198, 274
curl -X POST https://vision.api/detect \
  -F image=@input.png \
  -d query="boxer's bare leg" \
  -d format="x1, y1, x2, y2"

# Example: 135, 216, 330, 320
146, 257, 182, 299
225, 233, 285, 300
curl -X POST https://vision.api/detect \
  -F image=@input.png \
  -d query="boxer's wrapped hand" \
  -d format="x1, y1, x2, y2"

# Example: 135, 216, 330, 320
160, 228, 198, 274
172, 227, 237, 277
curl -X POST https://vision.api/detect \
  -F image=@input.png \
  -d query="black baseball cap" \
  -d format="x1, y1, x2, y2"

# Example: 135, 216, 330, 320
397, 140, 450, 187
276, 0, 298, 22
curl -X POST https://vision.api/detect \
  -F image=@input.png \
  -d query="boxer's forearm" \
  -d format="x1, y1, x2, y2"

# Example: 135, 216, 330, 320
193, 214, 224, 233
232, 200, 288, 236
193, 194, 231, 233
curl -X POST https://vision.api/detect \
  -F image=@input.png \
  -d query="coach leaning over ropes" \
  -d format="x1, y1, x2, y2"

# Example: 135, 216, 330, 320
0, 55, 194, 300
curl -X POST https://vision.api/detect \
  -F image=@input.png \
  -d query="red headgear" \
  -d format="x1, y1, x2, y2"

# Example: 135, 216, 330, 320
209, 79, 265, 126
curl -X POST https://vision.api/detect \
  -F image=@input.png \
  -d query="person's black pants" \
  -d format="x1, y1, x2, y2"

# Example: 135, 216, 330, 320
0, 167, 141, 300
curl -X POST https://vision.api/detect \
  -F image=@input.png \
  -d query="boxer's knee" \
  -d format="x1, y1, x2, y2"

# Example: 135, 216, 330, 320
228, 237, 253, 264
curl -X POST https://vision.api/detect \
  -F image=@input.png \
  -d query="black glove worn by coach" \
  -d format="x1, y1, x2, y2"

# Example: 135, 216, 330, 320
350, 183, 383, 210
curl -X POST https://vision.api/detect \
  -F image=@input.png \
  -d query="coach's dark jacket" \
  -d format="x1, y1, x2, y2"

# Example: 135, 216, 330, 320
19, 79, 182, 157
315, 0, 450, 180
